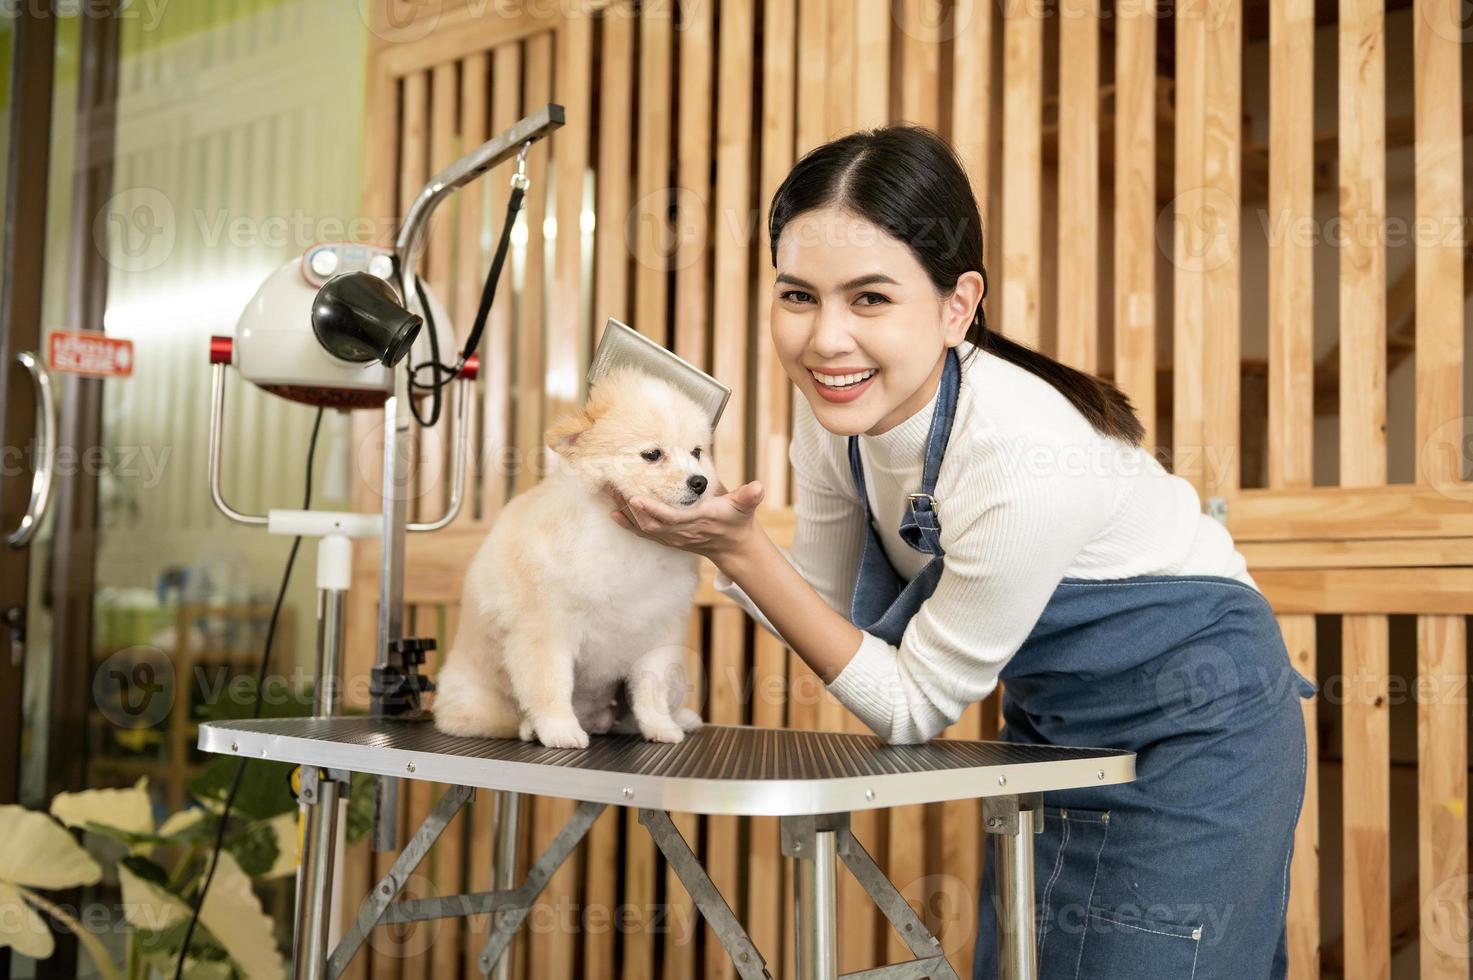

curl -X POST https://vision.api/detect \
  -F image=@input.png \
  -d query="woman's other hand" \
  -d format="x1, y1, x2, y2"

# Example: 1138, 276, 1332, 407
607, 480, 766, 562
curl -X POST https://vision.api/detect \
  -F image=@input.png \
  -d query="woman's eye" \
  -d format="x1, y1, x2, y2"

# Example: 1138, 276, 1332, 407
779, 289, 813, 304
856, 292, 888, 306
641, 449, 663, 462
692, 447, 702, 459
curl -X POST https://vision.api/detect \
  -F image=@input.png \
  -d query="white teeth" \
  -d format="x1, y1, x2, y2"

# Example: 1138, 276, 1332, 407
811, 368, 876, 388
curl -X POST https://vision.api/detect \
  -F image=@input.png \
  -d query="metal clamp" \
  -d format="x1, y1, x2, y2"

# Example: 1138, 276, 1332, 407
510, 140, 531, 192
6, 351, 55, 549
983, 793, 1044, 836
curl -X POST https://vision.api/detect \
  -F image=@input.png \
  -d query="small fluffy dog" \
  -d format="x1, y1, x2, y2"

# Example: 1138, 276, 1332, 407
433, 366, 719, 748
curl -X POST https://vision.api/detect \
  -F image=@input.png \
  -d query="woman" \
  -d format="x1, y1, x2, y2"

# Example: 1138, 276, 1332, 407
607, 125, 1315, 979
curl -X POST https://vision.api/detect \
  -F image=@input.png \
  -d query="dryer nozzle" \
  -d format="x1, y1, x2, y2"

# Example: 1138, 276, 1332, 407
311, 271, 422, 368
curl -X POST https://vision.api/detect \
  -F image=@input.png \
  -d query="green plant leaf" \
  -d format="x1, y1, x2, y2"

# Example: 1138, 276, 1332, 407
225, 818, 279, 879
0, 805, 102, 890
196, 850, 285, 980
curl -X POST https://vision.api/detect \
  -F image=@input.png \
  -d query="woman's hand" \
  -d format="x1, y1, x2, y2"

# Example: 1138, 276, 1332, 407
607, 480, 766, 562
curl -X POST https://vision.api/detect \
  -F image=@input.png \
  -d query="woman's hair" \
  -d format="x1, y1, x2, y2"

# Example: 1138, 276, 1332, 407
767, 124, 1145, 446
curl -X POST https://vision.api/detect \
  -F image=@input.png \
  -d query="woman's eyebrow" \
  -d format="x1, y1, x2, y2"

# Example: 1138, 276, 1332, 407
775, 272, 901, 291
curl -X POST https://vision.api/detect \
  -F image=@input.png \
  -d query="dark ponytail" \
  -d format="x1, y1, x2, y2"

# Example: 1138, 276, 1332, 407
767, 124, 1145, 447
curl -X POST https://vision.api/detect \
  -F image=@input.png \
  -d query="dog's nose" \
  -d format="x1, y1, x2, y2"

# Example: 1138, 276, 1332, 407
687, 475, 707, 495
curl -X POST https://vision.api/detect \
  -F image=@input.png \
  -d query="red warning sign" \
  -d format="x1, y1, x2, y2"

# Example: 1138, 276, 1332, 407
48, 331, 134, 378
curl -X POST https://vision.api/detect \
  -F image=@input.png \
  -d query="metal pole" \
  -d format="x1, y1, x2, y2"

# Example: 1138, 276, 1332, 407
488, 791, 522, 980
995, 806, 1038, 980
293, 548, 348, 980
795, 829, 838, 980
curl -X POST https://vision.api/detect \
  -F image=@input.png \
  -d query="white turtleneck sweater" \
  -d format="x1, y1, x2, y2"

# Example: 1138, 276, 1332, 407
713, 339, 1256, 745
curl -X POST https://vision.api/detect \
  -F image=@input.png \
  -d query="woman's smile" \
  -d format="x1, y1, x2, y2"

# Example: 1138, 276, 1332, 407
809, 366, 879, 402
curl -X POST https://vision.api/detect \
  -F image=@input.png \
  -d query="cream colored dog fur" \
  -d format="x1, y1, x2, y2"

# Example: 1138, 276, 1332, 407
432, 367, 719, 748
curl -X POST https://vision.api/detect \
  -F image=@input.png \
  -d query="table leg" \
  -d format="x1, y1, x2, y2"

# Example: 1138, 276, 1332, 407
294, 769, 345, 980
986, 796, 1039, 980
795, 828, 839, 980
487, 790, 522, 980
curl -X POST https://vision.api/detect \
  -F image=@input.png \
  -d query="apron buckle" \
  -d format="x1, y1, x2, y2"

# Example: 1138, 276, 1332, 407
906, 492, 939, 519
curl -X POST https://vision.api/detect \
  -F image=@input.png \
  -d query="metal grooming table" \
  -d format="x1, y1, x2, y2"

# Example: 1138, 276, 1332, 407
199, 717, 1134, 980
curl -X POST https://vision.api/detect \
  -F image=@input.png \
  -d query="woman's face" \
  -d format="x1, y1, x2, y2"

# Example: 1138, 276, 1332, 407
771, 205, 981, 437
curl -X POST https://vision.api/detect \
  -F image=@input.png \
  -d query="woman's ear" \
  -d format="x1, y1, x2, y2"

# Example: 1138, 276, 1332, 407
946, 270, 986, 343
545, 410, 592, 458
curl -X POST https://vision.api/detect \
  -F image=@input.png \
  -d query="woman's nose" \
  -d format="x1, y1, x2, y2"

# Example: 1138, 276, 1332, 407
811, 308, 856, 356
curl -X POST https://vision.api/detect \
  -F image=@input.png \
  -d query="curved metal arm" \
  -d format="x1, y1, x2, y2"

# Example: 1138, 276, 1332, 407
407, 374, 471, 532
208, 362, 269, 526
6, 351, 56, 548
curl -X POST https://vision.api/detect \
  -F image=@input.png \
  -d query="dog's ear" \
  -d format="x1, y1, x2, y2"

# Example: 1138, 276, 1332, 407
545, 410, 592, 458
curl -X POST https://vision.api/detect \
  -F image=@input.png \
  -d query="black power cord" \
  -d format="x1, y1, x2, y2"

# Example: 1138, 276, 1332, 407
172, 406, 325, 980
404, 177, 526, 428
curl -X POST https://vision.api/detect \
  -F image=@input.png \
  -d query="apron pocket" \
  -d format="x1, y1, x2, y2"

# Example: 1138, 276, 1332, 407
1076, 904, 1203, 980
1034, 806, 1110, 977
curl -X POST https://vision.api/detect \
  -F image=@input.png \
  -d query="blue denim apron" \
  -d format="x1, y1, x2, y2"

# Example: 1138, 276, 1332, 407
845, 347, 1317, 980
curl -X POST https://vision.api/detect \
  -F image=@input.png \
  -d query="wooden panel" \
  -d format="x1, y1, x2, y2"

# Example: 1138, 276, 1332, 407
1172, 0, 1205, 493
1201, 0, 1240, 499
1000, 0, 1042, 347
1281, 614, 1319, 980
513, 34, 553, 498
481, 42, 522, 517
1341, 614, 1390, 980
1416, 615, 1469, 980
1241, 537, 1473, 570
450, 52, 488, 533
897, 0, 942, 129
1226, 484, 1473, 541
1113, 0, 1156, 451
1056, 0, 1097, 373
1267, 0, 1315, 490
1256, 568, 1473, 616
548, 10, 593, 422
1339, 0, 1387, 492
1414, 0, 1466, 492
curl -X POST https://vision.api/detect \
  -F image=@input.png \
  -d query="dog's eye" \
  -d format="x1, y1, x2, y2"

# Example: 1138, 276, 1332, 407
692, 447, 702, 459
641, 449, 663, 462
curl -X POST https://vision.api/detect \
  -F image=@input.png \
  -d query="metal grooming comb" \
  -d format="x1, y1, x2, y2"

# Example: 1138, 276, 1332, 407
585, 317, 732, 429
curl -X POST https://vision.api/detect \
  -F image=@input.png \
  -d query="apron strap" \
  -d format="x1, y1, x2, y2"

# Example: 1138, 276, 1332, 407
845, 346, 963, 558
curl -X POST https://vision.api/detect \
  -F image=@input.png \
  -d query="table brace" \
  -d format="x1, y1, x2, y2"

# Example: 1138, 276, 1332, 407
305, 784, 989, 980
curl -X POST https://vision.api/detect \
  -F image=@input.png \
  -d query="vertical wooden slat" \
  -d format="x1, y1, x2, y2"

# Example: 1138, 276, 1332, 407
1201, 0, 1241, 501
1341, 614, 1390, 980
632, 4, 672, 347
1416, 614, 1469, 980
1113, 0, 1156, 453
584, 12, 636, 980
1172, 0, 1205, 492
1413, 0, 1465, 491
759, 0, 797, 510
1267, 0, 1314, 491
482, 43, 522, 517
418, 62, 456, 521
1056, 0, 1097, 373
513, 34, 554, 498
852, 0, 890, 130
429, 609, 464, 979
549, 10, 593, 421
1000, 0, 1042, 348
897, 0, 942, 129
825, 0, 854, 136
1338, 0, 1386, 491
1281, 614, 1320, 980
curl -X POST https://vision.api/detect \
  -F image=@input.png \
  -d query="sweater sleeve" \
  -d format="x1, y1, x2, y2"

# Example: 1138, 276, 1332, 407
825, 430, 1109, 744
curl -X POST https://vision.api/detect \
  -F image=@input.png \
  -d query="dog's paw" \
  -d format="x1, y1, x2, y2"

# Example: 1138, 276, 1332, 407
518, 718, 535, 742
533, 715, 590, 749
673, 707, 704, 733
640, 718, 686, 744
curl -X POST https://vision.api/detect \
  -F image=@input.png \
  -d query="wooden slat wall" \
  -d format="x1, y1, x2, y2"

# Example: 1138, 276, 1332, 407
343, 1, 1473, 978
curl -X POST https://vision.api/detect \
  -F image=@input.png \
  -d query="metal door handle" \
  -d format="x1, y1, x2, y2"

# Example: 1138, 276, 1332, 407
6, 350, 56, 548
